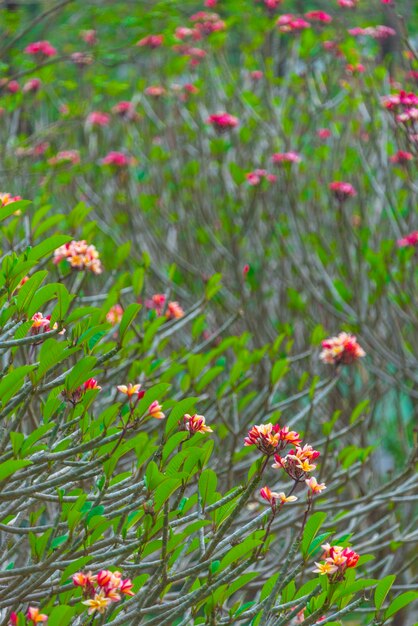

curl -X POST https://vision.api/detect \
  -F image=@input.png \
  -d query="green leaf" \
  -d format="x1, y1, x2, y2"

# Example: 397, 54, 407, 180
16, 271, 48, 313
165, 396, 198, 435
302, 511, 327, 557
0, 200, 30, 221
375, 575, 396, 610
384, 591, 418, 619
198, 469, 218, 507
47, 605, 76, 626
51, 534, 68, 549
0, 459, 32, 482
27, 235, 71, 262
0, 365, 37, 405
65, 356, 97, 391
205, 273, 222, 300
271, 359, 289, 385
119, 303, 141, 342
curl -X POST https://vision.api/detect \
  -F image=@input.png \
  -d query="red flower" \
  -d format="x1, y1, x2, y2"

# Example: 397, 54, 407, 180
277, 14, 310, 33
25, 40, 57, 57
137, 34, 164, 48
101, 151, 135, 167
272, 151, 301, 164
207, 112, 239, 132
329, 181, 357, 201
390, 150, 413, 164
305, 11, 332, 23
397, 231, 418, 247
87, 111, 110, 127
317, 128, 331, 139
80, 29, 97, 45
320, 332, 365, 365
23, 78, 41, 93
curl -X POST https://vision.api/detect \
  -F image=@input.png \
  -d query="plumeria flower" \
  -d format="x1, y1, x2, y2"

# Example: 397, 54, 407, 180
23, 78, 42, 93
305, 11, 332, 23
72, 571, 97, 587
306, 476, 327, 493
26, 607, 48, 623
106, 304, 123, 325
82, 592, 111, 615
261, 486, 298, 505
145, 85, 166, 97
117, 383, 142, 398
277, 14, 310, 33
0, 192, 22, 215
53, 240, 103, 274
84, 378, 101, 391
101, 151, 135, 167
120, 579, 135, 596
313, 561, 338, 575
31, 312, 58, 333
245, 423, 302, 456
166, 301, 185, 320
184, 413, 213, 433
272, 445, 320, 480
147, 400, 165, 419
320, 332, 365, 365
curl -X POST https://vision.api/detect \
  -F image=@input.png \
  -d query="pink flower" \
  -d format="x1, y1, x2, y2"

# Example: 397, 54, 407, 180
390, 150, 413, 164
190, 11, 226, 36
26, 607, 48, 623
204, 0, 218, 6
250, 70, 264, 80
397, 231, 418, 247
80, 29, 97, 45
48, 150, 80, 166
184, 413, 213, 433
272, 151, 301, 164
25, 40, 57, 57
243, 264, 250, 276
277, 14, 310, 33
244, 423, 301, 456
246, 169, 277, 186
314, 545, 359, 579
7, 80, 20, 93
262, 0, 284, 12
207, 112, 239, 132
338, 0, 357, 7
112, 101, 137, 120
23, 78, 41, 93
53, 240, 103, 274
317, 128, 332, 139
329, 181, 357, 201
305, 11, 332, 23
101, 151, 135, 167
84, 378, 101, 391
320, 332, 366, 365
71, 52, 93, 66
174, 26, 201, 41
87, 111, 110, 127
346, 63, 366, 75
306, 476, 327, 493
145, 85, 166, 97
9, 612, 18, 625
0, 192, 22, 207
137, 34, 164, 48
106, 304, 123, 325
147, 400, 165, 420
119, 579, 135, 596
166, 301, 185, 320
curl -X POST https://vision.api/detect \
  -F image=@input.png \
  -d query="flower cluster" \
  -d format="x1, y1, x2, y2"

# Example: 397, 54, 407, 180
73, 569, 134, 615
313, 544, 359, 580
31, 312, 58, 334
190, 11, 226, 36
137, 34, 164, 48
246, 169, 277, 186
260, 485, 297, 509
390, 150, 413, 164
348, 25, 396, 40
272, 151, 301, 164
53, 240, 103, 274
145, 294, 185, 320
24, 40, 57, 57
277, 14, 310, 33
101, 151, 135, 167
207, 112, 239, 132
397, 231, 418, 248
184, 413, 213, 434
112, 101, 137, 120
272, 444, 321, 480
87, 111, 110, 127
106, 304, 124, 325
329, 181, 357, 201
48, 150, 80, 166
305, 11, 332, 24
320, 332, 366, 365
244, 423, 301, 456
